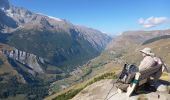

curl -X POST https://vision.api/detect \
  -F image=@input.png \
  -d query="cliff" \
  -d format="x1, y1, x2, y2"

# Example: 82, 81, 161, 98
3, 48, 45, 75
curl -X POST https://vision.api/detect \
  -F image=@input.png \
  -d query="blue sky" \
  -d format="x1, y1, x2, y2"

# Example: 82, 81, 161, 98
10, 0, 170, 35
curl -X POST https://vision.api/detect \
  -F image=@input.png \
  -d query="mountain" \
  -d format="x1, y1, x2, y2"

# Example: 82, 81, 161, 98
107, 29, 170, 51
0, 43, 50, 100
7, 22, 111, 71
105, 29, 170, 67
82, 29, 170, 76
0, 0, 111, 99
47, 30, 170, 100
0, 0, 111, 72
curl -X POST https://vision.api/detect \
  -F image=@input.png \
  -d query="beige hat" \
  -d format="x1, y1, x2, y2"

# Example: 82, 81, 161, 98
140, 47, 155, 56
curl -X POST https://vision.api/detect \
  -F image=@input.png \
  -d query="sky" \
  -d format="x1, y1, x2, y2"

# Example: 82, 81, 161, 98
10, 0, 170, 35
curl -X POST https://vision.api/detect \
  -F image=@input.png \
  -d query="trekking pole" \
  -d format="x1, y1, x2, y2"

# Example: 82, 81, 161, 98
163, 63, 169, 73
104, 63, 127, 100
160, 57, 169, 73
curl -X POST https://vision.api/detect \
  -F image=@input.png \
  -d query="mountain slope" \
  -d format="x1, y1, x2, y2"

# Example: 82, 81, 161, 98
0, 0, 112, 99
0, 0, 111, 72
50, 29, 170, 100
107, 29, 170, 51
7, 25, 111, 72
0, 43, 49, 100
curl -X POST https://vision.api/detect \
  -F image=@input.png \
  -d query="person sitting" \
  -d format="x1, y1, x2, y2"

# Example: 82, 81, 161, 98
139, 47, 164, 80
116, 47, 167, 96
125, 47, 167, 96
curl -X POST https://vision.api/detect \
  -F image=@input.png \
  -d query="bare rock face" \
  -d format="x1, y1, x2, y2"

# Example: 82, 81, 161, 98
72, 79, 138, 100
72, 79, 170, 100
3, 48, 44, 74
157, 85, 168, 92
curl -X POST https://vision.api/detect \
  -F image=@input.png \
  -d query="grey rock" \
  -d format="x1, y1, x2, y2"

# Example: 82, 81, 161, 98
157, 85, 168, 92
72, 79, 170, 100
4, 48, 44, 74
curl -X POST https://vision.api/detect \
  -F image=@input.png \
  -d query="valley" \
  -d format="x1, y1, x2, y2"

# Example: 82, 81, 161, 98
0, 0, 170, 100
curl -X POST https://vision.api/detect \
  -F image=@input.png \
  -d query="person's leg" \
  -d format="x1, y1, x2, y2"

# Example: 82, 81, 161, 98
126, 72, 141, 97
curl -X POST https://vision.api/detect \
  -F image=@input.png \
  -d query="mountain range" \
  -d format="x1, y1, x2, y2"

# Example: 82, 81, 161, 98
0, 0, 111, 99
0, 0, 170, 100
0, 0, 111, 73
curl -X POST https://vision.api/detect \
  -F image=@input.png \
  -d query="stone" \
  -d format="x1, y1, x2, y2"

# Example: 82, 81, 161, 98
157, 85, 168, 92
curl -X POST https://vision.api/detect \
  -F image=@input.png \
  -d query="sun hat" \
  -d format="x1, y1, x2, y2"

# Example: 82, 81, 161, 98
140, 47, 155, 56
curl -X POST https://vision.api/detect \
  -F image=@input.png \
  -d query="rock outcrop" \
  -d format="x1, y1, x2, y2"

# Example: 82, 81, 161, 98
72, 79, 170, 100
3, 48, 44, 74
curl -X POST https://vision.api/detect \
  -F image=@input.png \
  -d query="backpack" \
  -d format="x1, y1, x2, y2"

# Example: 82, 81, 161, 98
118, 64, 139, 84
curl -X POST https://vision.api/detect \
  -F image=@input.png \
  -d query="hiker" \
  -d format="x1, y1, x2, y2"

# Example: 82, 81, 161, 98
139, 47, 164, 80
116, 47, 168, 96
138, 47, 156, 71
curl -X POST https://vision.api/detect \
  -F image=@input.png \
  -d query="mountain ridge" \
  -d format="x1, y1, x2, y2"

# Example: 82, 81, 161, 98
0, 0, 112, 99
0, 0, 111, 72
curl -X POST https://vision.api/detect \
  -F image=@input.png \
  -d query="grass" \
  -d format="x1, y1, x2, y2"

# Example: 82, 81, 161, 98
51, 72, 117, 100
46, 53, 122, 99
160, 72, 170, 81
48, 50, 122, 93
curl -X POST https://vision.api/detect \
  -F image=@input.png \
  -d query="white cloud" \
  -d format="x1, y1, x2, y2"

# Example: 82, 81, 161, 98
138, 16, 169, 28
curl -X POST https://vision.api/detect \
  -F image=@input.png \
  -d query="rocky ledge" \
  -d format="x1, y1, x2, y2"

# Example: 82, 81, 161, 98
72, 79, 170, 100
